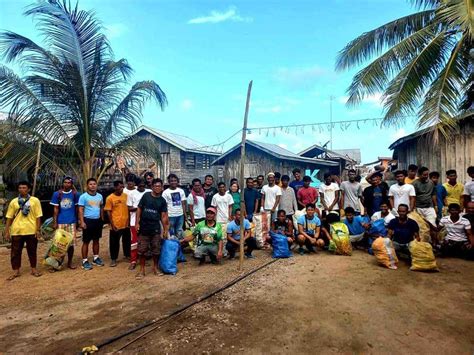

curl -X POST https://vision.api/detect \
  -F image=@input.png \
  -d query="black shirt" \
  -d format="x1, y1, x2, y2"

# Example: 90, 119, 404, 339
203, 186, 218, 209
387, 218, 419, 245
138, 192, 167, 234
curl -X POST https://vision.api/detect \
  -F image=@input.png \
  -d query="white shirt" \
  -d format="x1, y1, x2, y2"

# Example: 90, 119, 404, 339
439, 216, 471, 242
162, 188, 186, 217
388, 183, 416, 211
211, 193, 234, 223
127, 189, 150, 226
463, 180, 474, 202
123, 187, 137, 196
186, 193, 206, 220
261, 184, 282, 210
371, 211, 395, 226
319, 182, 340, 210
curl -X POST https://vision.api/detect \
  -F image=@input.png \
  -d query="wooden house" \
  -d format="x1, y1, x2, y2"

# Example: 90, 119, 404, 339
211, 140, 338, 184
298, 144, 359, 175
389, 118, 474, 183
129, 126, 222, 184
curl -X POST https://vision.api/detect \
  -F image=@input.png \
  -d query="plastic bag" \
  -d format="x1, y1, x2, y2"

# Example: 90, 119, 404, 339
44, 229, 73, 270
293, 208, 306, 229
369, 219, 387, 237
371, 237, 398, 269
330, 222, 352, 256
270, 232, 291, 258
253, 212, 270, 248
409, 240, 439, 272
159, 239, 180, 275
408, 211, 431, 242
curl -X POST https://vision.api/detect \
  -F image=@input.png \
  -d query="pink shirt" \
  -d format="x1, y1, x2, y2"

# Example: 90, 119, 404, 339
297, 186, 318, 207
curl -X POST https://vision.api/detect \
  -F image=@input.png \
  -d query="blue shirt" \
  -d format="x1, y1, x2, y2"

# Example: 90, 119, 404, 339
244, 188, 259, 220
297, 214, 321, 235
372, 186, 383, 213
344, 215, 367, 235
50, 190, 79, 224
226, 219, 251, 241
290, 180, 305, 193
78, 192, 103, 219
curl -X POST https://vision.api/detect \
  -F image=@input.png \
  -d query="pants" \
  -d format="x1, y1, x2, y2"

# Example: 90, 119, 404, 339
82, 218, 103, 243
440, 240, 474, 260
195, 243, 219, 259
264, 209, 278, 223
393, 241, 411, 260
11, 235, 38, 270
138, 233, 161, 256
169, 215, 184, 239
349, 232, 365, 243
226, 237, 257, 257
130, 226, 138, 263
416, 207, 437, 226
109, 228, 131, 260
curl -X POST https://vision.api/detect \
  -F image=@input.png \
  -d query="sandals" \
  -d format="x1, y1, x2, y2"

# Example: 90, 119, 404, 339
135, 272, 145, 279
31, 271, 42, 278
6, 273, 20, 281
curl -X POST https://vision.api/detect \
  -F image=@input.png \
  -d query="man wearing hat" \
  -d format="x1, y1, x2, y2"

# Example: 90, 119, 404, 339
362, 172, 390, 217
193, 207, 224, 264
50, 176, 79, 269
261, 172, 282, 222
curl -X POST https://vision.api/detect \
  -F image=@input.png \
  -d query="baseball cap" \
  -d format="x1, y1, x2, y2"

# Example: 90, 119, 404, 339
206, 207, 217, 214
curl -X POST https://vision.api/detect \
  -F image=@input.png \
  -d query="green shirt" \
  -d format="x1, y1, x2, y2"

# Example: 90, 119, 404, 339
231, 192, 241, 215
193, 220, 223, 245
412, 179, 436, 208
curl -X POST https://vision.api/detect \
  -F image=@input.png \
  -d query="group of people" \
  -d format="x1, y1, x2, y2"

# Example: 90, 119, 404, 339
3, 165, 474, 280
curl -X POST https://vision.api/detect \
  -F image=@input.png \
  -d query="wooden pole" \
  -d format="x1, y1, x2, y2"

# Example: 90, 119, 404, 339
32, 140, 42, 196
239, 80, 253, 271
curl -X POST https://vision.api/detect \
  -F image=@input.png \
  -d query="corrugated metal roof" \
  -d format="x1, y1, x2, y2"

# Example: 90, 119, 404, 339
298, 144, 359, 163
212, 140, 338, 166
132, 126, 221, 155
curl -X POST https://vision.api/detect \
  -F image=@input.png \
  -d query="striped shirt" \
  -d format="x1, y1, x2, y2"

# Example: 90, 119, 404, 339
439, 216, 471, 242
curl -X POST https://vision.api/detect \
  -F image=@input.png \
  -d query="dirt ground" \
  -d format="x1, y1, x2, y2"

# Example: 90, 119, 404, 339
0, 230, 473, 354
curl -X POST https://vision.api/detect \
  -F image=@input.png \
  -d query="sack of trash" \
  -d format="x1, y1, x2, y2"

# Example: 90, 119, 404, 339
253, 212, 270, 248
159, 239, 180, 275
369, 218, 387, 237
44, 228, 73, 270
330, 222, 352, 256
270, 232, 292, 258
371, 237, 398, 269
409, 240, 439, 272
408, 211, 431, 242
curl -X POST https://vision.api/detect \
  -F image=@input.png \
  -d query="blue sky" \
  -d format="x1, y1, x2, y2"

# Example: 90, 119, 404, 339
1, 0, 420, 162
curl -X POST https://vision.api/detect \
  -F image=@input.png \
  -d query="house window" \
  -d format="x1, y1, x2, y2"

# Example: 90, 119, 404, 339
202, 155, 211, 169
185, 153, 196, 169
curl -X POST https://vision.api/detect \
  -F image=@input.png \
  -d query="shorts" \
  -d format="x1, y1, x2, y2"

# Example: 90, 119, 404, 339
58, 223, 78, 247
416, 207, 437, 226
195, 243, 219, 258
82, 218, 103, 243
349, 232, 365, 243
138, 233, 162, 256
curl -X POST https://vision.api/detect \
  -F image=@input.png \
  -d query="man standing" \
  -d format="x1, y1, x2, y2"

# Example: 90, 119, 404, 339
439, 203, 473, 260
78, 178, 104, 270
243, 177, 259, 221
319, 173, 340, 216
289, 168, 305, 194
203, 175, 218, 209
211, 182, 234, 228
462, 166, 474, 209
226, 209, 257, 259
104, 180, 131, 267
127, 179, 149, 270
296, 203, 322, 255
135, 178, 169, 278
187, 178, 206, 226
412, 167, 437, 227
5, 181, 43, 280
193, 207, 224, 264
443, 170, 464, 206
50, 176, 78, 269
255, 175, 265, 211
279, 175, 299, 218
362, 172, 390, 217
405, 164, 418, 184
124, 174, 137, 196
430, 171, 447, 221
340, 169, 363, 215
387, 204, 420, 259
389, 170, 416, 213
274, 172, 282, 187
144, 172, 154, 189
297, 176, 318, 212
261, 172, 282, 221
162, 174, 187, 239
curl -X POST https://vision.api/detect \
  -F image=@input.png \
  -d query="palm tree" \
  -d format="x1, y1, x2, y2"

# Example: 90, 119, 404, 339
336, 0, 473, 136
0, 0, 167, 189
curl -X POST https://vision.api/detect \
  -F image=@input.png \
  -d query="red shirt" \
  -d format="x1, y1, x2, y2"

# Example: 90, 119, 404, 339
297, 186, 318, 207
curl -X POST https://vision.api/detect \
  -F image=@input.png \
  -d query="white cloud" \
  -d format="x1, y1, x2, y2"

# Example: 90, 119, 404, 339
391, 128, 406, 140
338, 93, 384, 107
188, 6, 252, 25
181, 99, 193, 111
251, 96, 301, 115
274, 65, 327, 89
104, 23, 128, 39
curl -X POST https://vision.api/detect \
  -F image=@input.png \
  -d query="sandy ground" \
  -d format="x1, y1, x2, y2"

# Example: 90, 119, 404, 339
0, 229, 473, 354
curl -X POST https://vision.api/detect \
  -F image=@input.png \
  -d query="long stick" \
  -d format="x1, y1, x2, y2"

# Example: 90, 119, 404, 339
32, 140, 42, 195
239, 81, 253, 271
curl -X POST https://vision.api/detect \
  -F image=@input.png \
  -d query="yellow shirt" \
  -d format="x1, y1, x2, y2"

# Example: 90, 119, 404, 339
6, 196, 43, 236
405, 177, 417, 184
443, 182, 464, 205
104, 193, 129, 229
